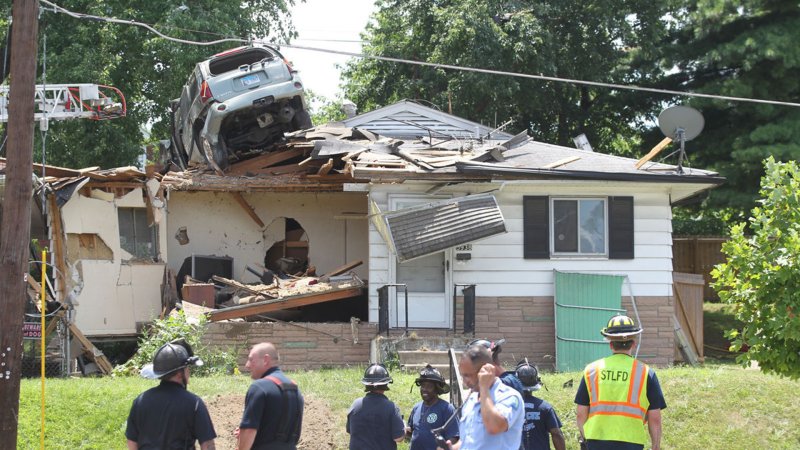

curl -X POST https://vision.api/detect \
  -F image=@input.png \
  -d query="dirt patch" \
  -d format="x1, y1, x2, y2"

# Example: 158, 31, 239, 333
206, 392, 337, 449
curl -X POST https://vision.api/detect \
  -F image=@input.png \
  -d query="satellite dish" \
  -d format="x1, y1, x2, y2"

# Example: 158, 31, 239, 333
657, 105, 705, 173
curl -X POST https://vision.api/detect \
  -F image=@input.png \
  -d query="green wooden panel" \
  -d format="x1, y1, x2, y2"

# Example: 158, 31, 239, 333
554, 271, 625, 372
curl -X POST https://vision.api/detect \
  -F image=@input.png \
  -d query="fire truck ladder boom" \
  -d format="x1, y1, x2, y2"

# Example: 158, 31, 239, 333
0, 83, 126, 123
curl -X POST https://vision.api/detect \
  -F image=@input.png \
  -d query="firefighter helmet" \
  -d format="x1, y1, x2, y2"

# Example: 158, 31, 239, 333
361, 363, 393, 388
600, 314, 643, 340
142, 339, 203, 379
414, 363, 450, 395
515, 359, 542, 392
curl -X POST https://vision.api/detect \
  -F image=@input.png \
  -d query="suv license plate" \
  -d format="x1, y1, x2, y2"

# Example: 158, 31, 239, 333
240, 73, 261, 86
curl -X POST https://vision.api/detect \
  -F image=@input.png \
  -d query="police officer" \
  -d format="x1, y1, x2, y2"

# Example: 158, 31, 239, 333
238, 342, 303, 450
125, 339, 216, 450
347, 363, 406, 450
516, 360, 565, 450
447, 344, 524, 450
574, 315, 666, 450
406, 364, 459, 450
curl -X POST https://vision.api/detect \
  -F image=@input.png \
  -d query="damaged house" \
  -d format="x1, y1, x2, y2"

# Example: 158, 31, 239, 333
27, 101, 722, 372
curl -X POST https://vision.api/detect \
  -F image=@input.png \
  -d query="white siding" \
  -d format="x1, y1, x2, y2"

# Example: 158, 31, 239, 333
367, 182, 675, 322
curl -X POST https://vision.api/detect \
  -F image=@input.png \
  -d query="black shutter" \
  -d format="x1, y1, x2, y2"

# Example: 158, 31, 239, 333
523, 196, 550, 259
608, 196, 634, 259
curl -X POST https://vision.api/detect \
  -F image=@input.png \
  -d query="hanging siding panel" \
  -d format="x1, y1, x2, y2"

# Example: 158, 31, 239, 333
555, 271, 626, 372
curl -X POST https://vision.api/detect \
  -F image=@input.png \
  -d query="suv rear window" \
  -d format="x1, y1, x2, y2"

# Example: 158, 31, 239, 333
209, 48, 277, 75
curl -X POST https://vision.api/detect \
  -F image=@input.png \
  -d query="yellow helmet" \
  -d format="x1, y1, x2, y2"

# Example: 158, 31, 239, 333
600, 314, 643, 340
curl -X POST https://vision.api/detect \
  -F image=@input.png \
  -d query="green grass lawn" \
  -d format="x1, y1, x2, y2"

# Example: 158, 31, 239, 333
18, 363, 800, 449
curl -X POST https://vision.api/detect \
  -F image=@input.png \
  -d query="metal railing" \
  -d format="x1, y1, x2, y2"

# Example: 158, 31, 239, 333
377, 284, 408, 336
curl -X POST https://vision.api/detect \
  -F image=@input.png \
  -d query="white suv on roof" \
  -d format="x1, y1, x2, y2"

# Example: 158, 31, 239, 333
170, 44, 312, 171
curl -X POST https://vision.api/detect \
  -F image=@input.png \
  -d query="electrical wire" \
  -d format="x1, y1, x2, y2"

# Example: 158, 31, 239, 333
40, 0, 800, 108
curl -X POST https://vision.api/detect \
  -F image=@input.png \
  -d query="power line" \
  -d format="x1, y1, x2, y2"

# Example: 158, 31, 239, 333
40, 0, 800, 109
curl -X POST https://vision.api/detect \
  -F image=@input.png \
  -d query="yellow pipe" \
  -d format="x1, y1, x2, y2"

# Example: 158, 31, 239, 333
40, 249, 47, 450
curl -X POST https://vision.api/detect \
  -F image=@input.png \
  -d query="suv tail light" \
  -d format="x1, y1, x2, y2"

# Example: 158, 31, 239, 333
283, 58, 297, 74
199, 81, 213, 103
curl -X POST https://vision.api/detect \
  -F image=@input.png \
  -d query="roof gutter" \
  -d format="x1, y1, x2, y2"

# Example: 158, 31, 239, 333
455, 161, 726, 185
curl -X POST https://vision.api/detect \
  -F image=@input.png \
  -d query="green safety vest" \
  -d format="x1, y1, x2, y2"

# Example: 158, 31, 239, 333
583, 353, 650, 445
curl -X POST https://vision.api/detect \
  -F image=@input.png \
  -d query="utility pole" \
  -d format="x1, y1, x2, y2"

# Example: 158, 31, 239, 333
0, 0, 39, 448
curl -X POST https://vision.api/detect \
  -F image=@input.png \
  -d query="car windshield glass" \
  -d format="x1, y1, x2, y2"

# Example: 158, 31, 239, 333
209, 48, 276, 75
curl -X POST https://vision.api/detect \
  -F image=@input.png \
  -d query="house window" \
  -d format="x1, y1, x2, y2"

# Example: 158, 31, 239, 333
118, 208, 158, 260
552, 198, 606, 255
524, 196, 633, 260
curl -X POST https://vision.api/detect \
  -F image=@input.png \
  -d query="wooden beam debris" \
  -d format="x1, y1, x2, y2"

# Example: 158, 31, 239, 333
635, 137, 673, 169
319, 260, 363, 282
230, 192, 266, 228
209, 286, 364, 321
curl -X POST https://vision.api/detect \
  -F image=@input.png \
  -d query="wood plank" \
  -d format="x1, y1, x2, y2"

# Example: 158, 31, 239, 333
209, 286, 364, 321
68, 322, 114, 374
211, 275, 276, 298
317, 158, 334, 175
320, 260, 363, 279
635, 137, 672, 169
47, 196, 68, 303
230, 192, 265, 228
262, 163, 310, 175
226, 148, 305, 175
543, 156, 581, 169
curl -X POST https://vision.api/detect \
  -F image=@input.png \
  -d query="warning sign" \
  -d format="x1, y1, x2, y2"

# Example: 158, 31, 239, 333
23, 322, 42, 339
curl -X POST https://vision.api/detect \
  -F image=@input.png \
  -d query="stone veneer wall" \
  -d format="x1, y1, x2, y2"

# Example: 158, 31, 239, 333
203, 295, 674, 372
202, 321, 378, 371
463, 295, 674, 369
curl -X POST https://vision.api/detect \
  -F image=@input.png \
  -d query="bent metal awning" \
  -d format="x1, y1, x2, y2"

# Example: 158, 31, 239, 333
379, 193, 507, 262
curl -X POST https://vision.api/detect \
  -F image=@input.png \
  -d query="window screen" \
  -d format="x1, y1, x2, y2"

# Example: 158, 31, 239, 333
118, 208, 157, 260
552, 199, 606, 255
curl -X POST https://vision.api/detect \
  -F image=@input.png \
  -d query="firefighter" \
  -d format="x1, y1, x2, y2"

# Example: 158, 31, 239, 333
405, 364, 459, 449
516, 360, 565, 450
238, 342, 304, 450
574, 314, 666, 450
125, 339, 216, 450
347, 363, 406, 450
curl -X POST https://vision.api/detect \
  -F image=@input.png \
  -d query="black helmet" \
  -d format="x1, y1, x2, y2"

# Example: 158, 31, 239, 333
414, 364, 450, 395
142, 339, 203, 379
469, 338, 506, 356
600, 314, 643, 341
362, 363, 393, 388
516, 359, 542, 392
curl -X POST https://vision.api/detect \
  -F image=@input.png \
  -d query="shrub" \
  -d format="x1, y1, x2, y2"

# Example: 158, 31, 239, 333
712, 157, 800, 379
114, 311, 239, 377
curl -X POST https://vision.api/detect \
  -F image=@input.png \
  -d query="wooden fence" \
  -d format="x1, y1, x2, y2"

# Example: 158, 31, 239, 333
673, 272, 704, 363
672, 237, 727, 301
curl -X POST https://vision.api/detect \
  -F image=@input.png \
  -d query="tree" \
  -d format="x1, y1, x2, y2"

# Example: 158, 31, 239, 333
1, 1, 297, 169
712, 157, 800, 379
659, 0, 800, 214
341, 0, 679, 155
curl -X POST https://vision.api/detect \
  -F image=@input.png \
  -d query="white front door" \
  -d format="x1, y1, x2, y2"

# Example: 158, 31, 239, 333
389, 196, 452, 328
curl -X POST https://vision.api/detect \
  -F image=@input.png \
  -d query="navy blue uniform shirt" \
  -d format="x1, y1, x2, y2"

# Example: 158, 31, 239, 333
241, 367, 304, 450
520, 394, 562, 450
126, 380, 216, 449
407, 398, 459, 450
347, 391, 405, 450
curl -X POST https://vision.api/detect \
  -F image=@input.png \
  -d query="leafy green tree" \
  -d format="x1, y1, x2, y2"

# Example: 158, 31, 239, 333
712, 157, 800, 379
306, 90, 347, 125
341, 0, 678, 154
659, 0, 800, 214
2, 1, 297, 169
